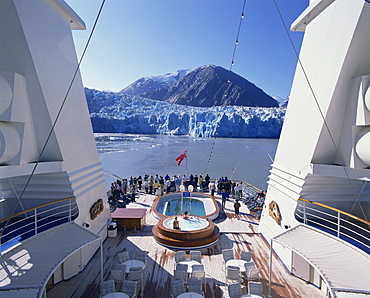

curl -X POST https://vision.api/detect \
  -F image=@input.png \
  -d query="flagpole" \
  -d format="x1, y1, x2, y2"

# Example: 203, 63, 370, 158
185, 147, 188, 177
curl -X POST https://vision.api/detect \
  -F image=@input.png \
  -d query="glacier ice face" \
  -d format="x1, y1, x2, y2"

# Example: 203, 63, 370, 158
86, 89, 285, 138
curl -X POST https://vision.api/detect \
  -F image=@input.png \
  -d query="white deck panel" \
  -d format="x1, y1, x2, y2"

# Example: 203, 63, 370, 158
0, 222, 101, 297
274, 225, 370, 294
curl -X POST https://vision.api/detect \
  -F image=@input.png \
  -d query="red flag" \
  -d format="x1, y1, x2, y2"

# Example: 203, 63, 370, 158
176, 150, 187, 166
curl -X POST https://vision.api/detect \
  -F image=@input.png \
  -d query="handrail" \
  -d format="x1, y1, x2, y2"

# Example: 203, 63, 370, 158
0, 196, 76, 224
0, 197, 79, 254
298, 198, 370, 226
296, 198, 370, 253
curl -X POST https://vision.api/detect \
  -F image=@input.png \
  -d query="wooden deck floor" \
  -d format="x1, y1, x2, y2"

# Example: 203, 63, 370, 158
47, 192, 326, 298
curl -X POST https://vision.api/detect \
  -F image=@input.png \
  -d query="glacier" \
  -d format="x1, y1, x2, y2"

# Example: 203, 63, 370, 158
87, 89, 286, 138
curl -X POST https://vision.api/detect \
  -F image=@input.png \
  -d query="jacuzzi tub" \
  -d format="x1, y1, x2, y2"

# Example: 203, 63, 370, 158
163, 216, 209, 231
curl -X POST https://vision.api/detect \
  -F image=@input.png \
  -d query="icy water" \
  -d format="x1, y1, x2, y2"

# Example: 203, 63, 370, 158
95, 133, 278, 190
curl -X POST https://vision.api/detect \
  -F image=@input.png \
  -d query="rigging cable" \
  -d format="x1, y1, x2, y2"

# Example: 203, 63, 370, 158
0, 0, 107, 238
202, 0, 247, 176
272, 0, 368, 223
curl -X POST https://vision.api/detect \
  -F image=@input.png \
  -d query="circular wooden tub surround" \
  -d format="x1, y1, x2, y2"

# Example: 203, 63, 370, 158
152, 216, 220, 249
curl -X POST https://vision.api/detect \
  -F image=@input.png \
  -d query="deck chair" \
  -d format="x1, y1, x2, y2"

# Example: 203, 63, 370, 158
243, 261, 256, 276
111, 269, 125, 290
191, 269, 206, 293
187, 278, 204, 296
100, 279, 115, 297
128, 266, 143, 293
122, 279, 138, 298
170, 279, 186, 298
176, 263, 188, 272
117, 251, 130, 264
191, 264, 204, 273
240, 250, 252, 262
174, 251, 186, 264
190, 250, 202, 263
222, 249, 234, 270
228, 282, 243, 298
248, 281, 264, 297
174, 269, 188, 285
246, 268, 260, 282
134, 250, 148, 268
225, 265, 241, 285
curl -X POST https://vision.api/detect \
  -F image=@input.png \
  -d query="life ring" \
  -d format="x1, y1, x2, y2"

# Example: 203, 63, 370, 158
268, 200, 282, 225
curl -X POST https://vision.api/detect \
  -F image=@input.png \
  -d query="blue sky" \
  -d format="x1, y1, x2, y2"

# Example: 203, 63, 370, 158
67, 0, 308, 98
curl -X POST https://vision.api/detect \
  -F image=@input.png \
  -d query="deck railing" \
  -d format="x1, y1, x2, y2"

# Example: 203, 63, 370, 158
295, 198, 370, 253
0, 197, 79, 254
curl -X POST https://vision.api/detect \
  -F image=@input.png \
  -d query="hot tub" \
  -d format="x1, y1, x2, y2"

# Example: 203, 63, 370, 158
163, 216, 209, 231
152, 215, 220, 250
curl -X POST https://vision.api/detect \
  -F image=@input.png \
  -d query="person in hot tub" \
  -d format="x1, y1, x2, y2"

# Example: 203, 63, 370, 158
183, 211, 191, 219
173, 216, 180, 229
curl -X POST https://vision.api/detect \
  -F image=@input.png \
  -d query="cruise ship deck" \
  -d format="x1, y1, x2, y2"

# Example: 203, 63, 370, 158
47, 190, 326, 298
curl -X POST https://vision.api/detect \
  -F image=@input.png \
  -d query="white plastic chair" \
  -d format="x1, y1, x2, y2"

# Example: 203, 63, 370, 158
135, 250, 148, 267
228, 282, 243, 298
191, 270, 206, 293
117, 251, 130, 264
191, 264, 204, 273
248, 281, 264, 297
246, 268, 260, 282
111, 269, 125, 290
122, 279, 138, 298
240, 250, 252, 262
176, 263, 188, 272
225, 265, 241, 285
222, 249, 234, 263
100, 279, 115, 297
174, 269, 188, 285
187, 278, 204, 296
174, 251, 186, 264
190, 250, 202, 263
170, 279, 186, 298
222, 248, 234, 270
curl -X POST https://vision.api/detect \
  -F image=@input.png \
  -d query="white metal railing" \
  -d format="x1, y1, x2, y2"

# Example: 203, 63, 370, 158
295, 198, 370, 252
0, 197, 79, 254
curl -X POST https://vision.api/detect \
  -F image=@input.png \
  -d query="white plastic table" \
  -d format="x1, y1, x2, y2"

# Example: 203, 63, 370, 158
225, 259, 249, 273
240, 295, 263, 298
102, 293, 129, 298
176, 292, 204, 298
179, 260, 201, 273
122, 259, 145, 273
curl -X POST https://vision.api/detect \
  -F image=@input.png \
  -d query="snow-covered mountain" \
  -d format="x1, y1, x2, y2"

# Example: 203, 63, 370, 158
86, 89, 286, 138
119, 69, 192, 97
122, 65, 278, 108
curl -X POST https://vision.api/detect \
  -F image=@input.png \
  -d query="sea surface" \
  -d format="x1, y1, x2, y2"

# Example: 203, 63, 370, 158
95, 133, 278, 190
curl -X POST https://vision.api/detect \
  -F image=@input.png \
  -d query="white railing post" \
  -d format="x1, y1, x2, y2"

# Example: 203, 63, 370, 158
303, 202, 307, 224
337, 212, 341, 238
69, 199, 72, 222
34, 208, 38, 235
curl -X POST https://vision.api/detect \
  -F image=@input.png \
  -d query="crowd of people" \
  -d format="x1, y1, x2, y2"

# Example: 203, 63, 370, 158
109, 173, 267, 220
110, 173, 247, 204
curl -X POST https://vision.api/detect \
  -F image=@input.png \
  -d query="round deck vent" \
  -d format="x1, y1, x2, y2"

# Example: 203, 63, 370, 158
0, 76, 12, 115
365, 83, 370, 111
355, 126, 370, 166
0, 122, 20, 163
